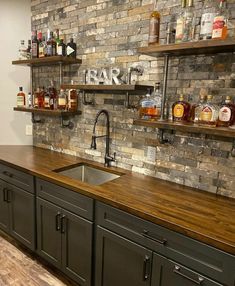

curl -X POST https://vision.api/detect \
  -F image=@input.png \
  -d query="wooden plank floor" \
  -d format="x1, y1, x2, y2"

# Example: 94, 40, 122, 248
0, 233, 75, 286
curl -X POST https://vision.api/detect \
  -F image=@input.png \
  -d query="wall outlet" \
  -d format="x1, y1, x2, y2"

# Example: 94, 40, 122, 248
146, 146, 156, 162
25, 125, 33, 136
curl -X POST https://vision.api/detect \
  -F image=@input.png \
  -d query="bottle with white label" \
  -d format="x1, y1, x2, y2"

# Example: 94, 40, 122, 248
217, 96, 235, 127
199, 0, 217, 40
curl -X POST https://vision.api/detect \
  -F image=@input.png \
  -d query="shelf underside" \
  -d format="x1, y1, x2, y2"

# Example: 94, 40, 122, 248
13, 107, 82, 116
61, 84, 153, 95
133, 119, 235, 139
12, 56, 82, 66
138, 39, 235, 57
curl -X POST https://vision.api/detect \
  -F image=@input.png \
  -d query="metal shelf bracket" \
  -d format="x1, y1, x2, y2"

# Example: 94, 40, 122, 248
158, 129, 169, 144
60, 115, 74, 129
31, 113, 42, 124
82, 91, 95, 105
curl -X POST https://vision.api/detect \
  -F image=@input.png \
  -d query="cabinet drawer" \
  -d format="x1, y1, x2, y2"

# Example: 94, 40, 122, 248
36, 178, 93, 221
96, 202, 235, 286
0, 163, 34, 193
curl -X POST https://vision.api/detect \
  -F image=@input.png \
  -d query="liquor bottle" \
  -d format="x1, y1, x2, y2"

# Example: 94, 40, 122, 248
39, 36, 46, 58
172, 94, 191, 122
31, 31, 38, 58
199, 0, 217, 40
43, 88, 50, 109
175, 0, 187, 43
217, 96, 235, 127
152, 82, 162, 117
198, 95, 219, 127
18, 40, 28, 60
68, 82, 78, 112
34, 87, 44, 108
190, 94, 207, 123
148, 2, 160, 45
46, 30, 56, 56
26, 40, 31, 59
48, 81, 58, 110
139, 88, 158, 120
57, 38, 66, 56
27, 92, 33, 108
17, 87, 26, 107
182, 0, 195, 42
57, 89, 67, 110
212, 0, 228, 40
55, 29, 60, 54
66, 38, 77, 58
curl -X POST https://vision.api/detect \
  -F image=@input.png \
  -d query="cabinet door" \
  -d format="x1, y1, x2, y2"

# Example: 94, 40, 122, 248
151, 253, 222, 286
37, 198, 62, 268
61, 209, 93, 286
95, 226, 152, 286
0, 179, 9, 232
8, 184, 35, 250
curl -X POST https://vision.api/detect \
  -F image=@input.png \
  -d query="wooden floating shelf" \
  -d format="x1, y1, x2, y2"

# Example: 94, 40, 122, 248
133, 119, 235, 139
13, 107, 82, 116
61, 84, 153, 95
138, 39, 235, 57
12, 56, 82, 66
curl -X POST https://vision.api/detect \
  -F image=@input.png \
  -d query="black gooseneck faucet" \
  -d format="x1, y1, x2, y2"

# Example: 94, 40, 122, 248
91, 109, 116, 167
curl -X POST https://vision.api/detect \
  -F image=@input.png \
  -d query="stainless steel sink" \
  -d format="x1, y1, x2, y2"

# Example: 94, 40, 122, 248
55, 163, 120, 186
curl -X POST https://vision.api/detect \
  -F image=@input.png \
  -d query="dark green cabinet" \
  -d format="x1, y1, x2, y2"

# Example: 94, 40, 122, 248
0, 179, 35, 250
152, 253, 222, 286
95, 226, 152, 286
36, 178, 94, 286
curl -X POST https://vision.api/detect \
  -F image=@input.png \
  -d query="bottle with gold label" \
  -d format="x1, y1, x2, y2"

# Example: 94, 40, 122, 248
198, 95, 219, 127
172, 94, 191, 122
148, 1, 160, 45
217, 96, 235, 127
190, 94, 207, 123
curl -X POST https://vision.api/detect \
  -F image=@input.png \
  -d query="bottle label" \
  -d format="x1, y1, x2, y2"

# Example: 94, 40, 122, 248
219, 106, 231, 122
58, 98, 66, 106
57, 46, 62, 56
17, 95, 25, 107
173, 104, 184, 118
47, 44, 53, 56
39, 46, 45, 58
31, 43, 38, 57
141, 101, 154, 108
212, 16, 225, 38
200, 13, 216, 39
200, 106, 213, 121
149, 18, 160, 43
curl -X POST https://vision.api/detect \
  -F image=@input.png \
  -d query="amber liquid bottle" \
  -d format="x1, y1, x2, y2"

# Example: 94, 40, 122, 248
212, 0, 228, 40
148, 2, 160, 45
17, 87, 26, 107
172, 95, 191, 122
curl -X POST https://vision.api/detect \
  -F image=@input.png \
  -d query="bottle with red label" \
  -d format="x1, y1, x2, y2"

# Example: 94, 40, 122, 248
212, 0, 228, 40
198, 95, 219, 127
217, 96, 235, 127
172, 94, 191, 122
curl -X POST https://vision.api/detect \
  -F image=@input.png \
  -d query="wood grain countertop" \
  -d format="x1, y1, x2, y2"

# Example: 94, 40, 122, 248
0, 145, 234, 255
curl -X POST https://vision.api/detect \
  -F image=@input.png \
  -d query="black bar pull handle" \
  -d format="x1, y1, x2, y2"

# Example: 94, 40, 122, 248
173, 265, 204, 285
142, 230, 167, 245
3, 188, 8, 202
6, 189, 11, 203
143, 255, 151, 281
55, 212, 61, 231
61, 215, 66, 234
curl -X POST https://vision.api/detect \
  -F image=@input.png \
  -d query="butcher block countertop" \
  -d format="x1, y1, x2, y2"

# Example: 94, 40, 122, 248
0, 145, 234, 255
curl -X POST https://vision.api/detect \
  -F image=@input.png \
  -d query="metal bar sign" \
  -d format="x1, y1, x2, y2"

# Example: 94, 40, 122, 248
86, 67, 122, 85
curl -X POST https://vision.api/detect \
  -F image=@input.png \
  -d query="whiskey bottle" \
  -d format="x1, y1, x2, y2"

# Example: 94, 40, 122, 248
139, 89, 158, 120
217, 96, 235, 127
199, 0, 217, 40
57, 37, 66, 56
172, 94, 191, 122
68, 82, 78, 112
66, 38, 77, 58
31, 31, 38, 58
212, 0, 228, 40
17, 87, 26, 107
34, 87, 44, 108
148, 2, 160, 45
48, 81, 58, 110
198, 95, 219, 127
43, 88, 50, 109
46, 30, 56, 56
58, 89, 67, 110
190, 95, 207, 123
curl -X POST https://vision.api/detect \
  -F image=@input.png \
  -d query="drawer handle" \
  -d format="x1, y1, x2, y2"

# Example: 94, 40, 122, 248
61, 215, 66, 234
142, 230, 167, 245
3, 171, 13, 178
3, 188, 8, 202
173, 265, 204, 285
143, 255, 150, 281
55, 212, 61, 231
6, 189, 11, 203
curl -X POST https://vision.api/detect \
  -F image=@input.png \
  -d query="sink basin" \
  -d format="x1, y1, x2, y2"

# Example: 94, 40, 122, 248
55, 163, 121, 186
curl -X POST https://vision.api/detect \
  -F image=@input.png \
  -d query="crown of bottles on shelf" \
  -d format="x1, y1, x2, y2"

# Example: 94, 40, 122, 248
18, 29, 77, 61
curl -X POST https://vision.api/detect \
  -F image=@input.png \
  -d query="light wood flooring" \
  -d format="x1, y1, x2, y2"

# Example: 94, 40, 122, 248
0, 232, 75, 286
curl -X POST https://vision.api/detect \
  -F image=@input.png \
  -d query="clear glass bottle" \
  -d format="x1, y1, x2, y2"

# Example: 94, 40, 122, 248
182, 0, 194, 42
198, 95, 219, 127
18, 40, 28, 60
212, 0, 228, 40
172, 94, 191, 122
139, 88, 158, 120
217, 96, 235, 127
17, 87, 26, 107
190, 95, 207, 123
152, 82, 162, 118
148, 1, 160, 45
199, 0, 217, 40
175, 1, 186, 43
